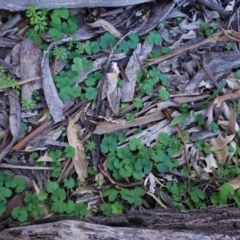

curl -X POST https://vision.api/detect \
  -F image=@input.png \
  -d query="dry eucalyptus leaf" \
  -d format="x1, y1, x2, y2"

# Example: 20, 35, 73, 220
121, 43, 141, 102
171, 30, 196, 49
210, 134, 235, 152
0, 194, 24, 221
228, 107, 236, 135
106, 62, 120, 96
222, 102, 240, 133
31, 112, 50, 125
227, 177, 240, 190
214, 90, 240, 107
226, 78, 240, 90
87, 19, 122, 38
105, 62, 121, 115
210, 135, 228, 165
36, 152, 53, 162
121, 40, 152, 102
67, 117, 88, 182
41, 45, 65, 123
179, 19, 202, 30
202, 5, 220, 19
0, 90, 21, 162
225, 0, 235, 11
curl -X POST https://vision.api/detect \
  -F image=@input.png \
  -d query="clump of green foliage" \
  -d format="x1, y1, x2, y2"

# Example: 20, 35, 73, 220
0, 146, 88, 223
99, 132, 181, 215
200, 21, 218, 37
21, 98, 36, 110
100, 186, 145, 215
0, 170, 87, 223
0, 173, 26, 219
0, 66, 19, 91
136, 67, 169, 97
26, 5, 79, 44
99, 129, 240, 213
100, 132, 180, 182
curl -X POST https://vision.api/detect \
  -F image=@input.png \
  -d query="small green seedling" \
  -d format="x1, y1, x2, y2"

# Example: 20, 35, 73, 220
21, 98, 36, 110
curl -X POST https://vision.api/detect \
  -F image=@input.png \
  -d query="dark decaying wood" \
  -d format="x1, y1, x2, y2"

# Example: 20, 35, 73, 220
1, 206, 240, 239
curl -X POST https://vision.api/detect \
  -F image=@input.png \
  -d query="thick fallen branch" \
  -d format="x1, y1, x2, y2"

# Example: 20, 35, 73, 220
0, 220, 233, 240
1, 206, 240, 239
0, 0, 153, 11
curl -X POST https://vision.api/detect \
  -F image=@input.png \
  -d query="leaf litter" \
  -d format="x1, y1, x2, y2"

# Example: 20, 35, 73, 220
1, 0, 240, 222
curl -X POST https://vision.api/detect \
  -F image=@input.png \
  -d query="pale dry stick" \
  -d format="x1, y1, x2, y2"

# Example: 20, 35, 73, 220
0, 76, 41, 90
0, 163, 53, 170
217, 20, 240, 42
172, 94, 210, 104
152, 174, 166, 188
135, 101, 160, 117
56, 159, 72, 184
202, 58, 219, 88
146, 36, 218, 67
145, 192, 167, 209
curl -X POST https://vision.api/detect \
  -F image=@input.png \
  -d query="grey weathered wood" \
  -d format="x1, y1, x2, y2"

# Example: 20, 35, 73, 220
0, 0, 153, 11
186, 52, 240, 90
0, 91, 21, 162
0, 220, 236, 240
1, 206, 240, 239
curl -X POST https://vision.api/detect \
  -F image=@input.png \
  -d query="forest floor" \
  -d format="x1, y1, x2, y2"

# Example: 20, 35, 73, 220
0, 0, 240, 226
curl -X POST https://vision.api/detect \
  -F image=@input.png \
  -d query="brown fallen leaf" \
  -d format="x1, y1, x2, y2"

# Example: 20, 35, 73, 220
210, 134, 235, 152
67, 117, 88, 182
0, 194, 24, 221
228, 177, 240, 190
210, 134, 228, 165
214, 90, 240, 107
228, 107, 236, 135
